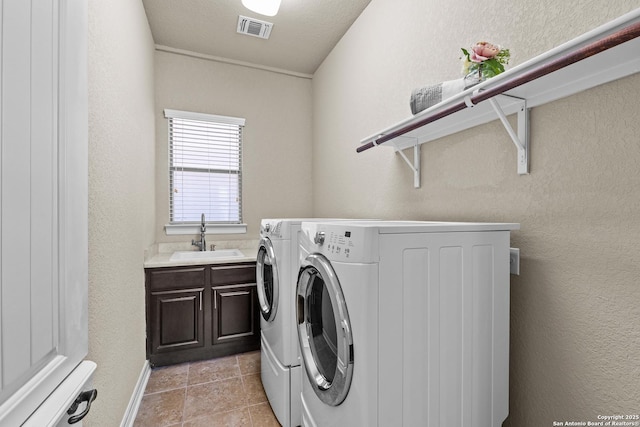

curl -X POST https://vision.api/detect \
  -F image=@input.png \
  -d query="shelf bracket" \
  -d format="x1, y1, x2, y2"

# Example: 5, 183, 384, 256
392, 137, 420, 188
487, 95, 529, 175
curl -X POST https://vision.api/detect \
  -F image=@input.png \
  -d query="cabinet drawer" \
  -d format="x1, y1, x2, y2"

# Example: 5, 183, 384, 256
210, 264, 256, 286
148, 267, 206, 291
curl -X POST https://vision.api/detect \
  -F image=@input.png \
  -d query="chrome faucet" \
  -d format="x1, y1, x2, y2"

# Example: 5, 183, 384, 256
191, 213, 207, 251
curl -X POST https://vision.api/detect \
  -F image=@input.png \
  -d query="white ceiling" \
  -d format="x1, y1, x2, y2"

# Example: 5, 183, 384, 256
142, 0, 372, 76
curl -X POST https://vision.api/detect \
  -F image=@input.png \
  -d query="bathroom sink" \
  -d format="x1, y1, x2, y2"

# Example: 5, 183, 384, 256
170, 249, 245, 261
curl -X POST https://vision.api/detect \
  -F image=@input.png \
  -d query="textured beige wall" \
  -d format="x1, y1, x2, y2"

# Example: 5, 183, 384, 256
312, 1, 639, 425
154, 52, 313, 242
87, 0, 156, 424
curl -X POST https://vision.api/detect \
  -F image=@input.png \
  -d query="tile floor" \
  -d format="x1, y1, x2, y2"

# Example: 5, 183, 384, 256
134, 350, 281, 426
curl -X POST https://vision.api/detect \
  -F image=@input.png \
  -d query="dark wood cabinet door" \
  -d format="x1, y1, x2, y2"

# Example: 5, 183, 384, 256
212, 284, 259, 344
150, 288, 205, 354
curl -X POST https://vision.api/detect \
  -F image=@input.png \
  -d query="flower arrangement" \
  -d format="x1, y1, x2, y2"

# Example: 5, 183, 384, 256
461, 41, 511, 80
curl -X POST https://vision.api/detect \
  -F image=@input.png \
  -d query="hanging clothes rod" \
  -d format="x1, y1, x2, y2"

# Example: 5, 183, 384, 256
357, 18, 640, 153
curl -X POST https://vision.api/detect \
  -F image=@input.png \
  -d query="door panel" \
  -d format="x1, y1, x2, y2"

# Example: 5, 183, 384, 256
1, 0, 35, 386
212, 284, 259, 343
151, 289, 205, 352
30, 0, 57, 369
0, 0, 88, 423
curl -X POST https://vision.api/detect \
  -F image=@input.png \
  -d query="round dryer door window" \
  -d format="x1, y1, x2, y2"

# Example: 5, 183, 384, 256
256, 237, 279, 322
297, 253, 353, 406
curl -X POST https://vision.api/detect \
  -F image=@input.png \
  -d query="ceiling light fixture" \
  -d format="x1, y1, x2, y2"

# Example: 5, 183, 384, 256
241, 0, 281, 17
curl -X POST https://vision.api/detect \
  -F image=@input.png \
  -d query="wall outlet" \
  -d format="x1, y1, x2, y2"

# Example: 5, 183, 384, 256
510, 248, 520, 275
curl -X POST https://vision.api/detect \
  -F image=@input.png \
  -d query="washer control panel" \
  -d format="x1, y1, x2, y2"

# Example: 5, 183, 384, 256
261, 220, 283, 238
325, 229, 356, 260
303, 222, 376, 263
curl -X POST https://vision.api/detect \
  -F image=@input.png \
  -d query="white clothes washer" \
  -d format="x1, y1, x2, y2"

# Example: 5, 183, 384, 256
296, 220, 519, 427
258, 218, 368, 427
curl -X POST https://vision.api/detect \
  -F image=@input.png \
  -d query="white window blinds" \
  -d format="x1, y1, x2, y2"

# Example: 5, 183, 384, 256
165, 109, 245, 224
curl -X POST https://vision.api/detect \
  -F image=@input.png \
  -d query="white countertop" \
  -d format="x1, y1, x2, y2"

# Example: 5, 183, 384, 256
143, 240, 259, 268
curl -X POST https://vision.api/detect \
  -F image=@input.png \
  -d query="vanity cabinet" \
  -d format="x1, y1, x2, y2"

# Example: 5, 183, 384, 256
145, 262, 259, 366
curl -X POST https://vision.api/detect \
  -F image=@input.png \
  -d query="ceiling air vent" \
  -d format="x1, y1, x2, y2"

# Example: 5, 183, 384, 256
237, 15, 273, 39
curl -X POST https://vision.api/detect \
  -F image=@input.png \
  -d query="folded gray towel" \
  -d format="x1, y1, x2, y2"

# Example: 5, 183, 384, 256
410, 78, 465, 115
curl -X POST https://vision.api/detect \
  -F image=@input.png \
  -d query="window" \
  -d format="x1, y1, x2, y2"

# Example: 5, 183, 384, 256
164, 109, 245, 229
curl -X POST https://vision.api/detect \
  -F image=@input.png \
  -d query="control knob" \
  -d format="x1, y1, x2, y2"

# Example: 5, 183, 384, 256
314, 231, 326, 245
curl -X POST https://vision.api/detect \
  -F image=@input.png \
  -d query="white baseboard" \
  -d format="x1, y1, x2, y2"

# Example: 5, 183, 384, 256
120, 360, 151, 427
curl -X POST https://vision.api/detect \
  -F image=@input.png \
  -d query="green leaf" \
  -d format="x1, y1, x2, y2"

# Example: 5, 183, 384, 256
482, 58, 505, 77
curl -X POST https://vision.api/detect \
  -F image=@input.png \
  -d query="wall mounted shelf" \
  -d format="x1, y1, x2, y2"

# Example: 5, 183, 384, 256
358, 9, 640, 188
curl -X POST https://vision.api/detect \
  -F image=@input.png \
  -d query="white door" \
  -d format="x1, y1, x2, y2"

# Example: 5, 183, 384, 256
0, 0, 90, 424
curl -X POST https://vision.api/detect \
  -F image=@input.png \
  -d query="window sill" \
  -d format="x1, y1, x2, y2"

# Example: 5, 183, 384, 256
164, 223, 248, 235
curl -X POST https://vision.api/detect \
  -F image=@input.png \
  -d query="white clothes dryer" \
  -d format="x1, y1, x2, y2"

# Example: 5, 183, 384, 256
258, 218, 304, 427
258, 218, 369, 427
296, 220, 519, 427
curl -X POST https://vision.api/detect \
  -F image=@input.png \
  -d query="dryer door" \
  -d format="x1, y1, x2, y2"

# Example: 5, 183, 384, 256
256, 237, 279, 322
296, 254, 353, 406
